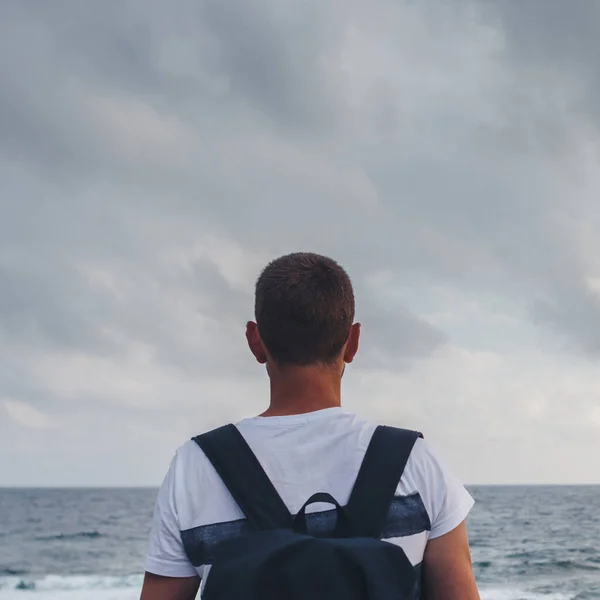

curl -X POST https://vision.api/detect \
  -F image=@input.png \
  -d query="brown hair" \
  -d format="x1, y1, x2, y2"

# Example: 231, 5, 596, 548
255, 252, 355, 365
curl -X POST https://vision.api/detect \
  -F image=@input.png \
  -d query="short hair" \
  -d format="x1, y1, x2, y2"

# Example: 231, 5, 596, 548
254, 252, 355, 366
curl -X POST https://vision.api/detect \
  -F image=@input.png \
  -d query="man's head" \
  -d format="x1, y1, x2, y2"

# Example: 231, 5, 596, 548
246, 253, 360, 369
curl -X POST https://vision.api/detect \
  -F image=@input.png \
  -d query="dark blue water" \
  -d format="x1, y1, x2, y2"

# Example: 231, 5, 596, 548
0, 486, 599, 599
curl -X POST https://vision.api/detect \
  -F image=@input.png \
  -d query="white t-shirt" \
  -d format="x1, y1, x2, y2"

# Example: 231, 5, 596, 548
145, 408, 474, 594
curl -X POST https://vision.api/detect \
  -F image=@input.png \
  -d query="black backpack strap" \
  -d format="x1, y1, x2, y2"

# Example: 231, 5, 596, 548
192, 424, 294, 531
346, 425, 423, 538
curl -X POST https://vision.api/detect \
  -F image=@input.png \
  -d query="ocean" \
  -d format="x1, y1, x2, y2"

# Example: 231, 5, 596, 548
0, 486, 598, 599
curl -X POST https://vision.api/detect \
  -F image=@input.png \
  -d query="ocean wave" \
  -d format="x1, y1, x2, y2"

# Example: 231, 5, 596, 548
0, 575, 575, 600
0, 574, 143, 592
34, 531, 104, 542
0, 569, 28, 576
503, 554, 600, 573
480, 589, 573, 600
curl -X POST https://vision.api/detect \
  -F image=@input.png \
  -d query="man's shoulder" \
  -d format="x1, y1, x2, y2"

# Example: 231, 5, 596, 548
403, 436, 447, 482
169, 437, 210, 473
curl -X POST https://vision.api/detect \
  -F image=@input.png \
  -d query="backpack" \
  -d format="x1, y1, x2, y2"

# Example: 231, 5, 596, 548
193, 424, 423, 600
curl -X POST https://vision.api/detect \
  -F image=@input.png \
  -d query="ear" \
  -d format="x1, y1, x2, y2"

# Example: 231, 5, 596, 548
343, 323, 361, 364
246, 321, 268, 364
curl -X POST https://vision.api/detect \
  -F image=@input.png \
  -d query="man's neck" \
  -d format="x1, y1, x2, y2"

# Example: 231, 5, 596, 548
260, 364, 342, 417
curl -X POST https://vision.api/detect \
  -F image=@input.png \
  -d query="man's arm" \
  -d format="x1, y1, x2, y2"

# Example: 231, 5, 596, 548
142, 450, 201, 599
422, 521, 480, 600
140, 572, 200, 600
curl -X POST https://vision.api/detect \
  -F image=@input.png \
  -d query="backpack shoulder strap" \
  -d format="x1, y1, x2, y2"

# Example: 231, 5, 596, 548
192, 424, 294, 531
346, 425, 423, 538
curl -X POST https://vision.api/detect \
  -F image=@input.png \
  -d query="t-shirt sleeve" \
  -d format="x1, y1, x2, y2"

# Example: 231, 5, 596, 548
411, 438, 475, 540
144, 452, 198, 578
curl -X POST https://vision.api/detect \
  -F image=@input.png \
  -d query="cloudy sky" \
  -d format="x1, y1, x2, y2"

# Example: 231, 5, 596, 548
2, 0, 600, 487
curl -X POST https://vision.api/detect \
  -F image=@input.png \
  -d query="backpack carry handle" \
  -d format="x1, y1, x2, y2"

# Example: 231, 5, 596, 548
293, 492, 350, 537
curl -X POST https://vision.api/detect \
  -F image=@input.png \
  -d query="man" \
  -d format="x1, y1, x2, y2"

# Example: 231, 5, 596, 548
141, 252, 480, 600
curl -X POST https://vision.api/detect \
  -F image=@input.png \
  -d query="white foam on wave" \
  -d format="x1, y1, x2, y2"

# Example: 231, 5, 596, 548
0, 576, 575, 600
480, 588, 574, 600
0, 574, 143, 599
0, 589, 140, 600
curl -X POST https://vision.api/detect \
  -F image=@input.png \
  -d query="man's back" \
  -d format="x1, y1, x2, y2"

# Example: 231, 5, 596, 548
145, 407, 473, 595
141, 253, 479, 600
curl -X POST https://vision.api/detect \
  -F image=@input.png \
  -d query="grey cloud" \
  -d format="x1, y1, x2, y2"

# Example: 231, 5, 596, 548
2, 0, 600, 358
2, 0, 600, 485
3, 0, 599, 360
199, 0, 340, 129
0, 262, 115, 353
493, 0, 600, 124
532, 278, 600, 356
190, 260, 253, 320
358, 307, 448, 369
